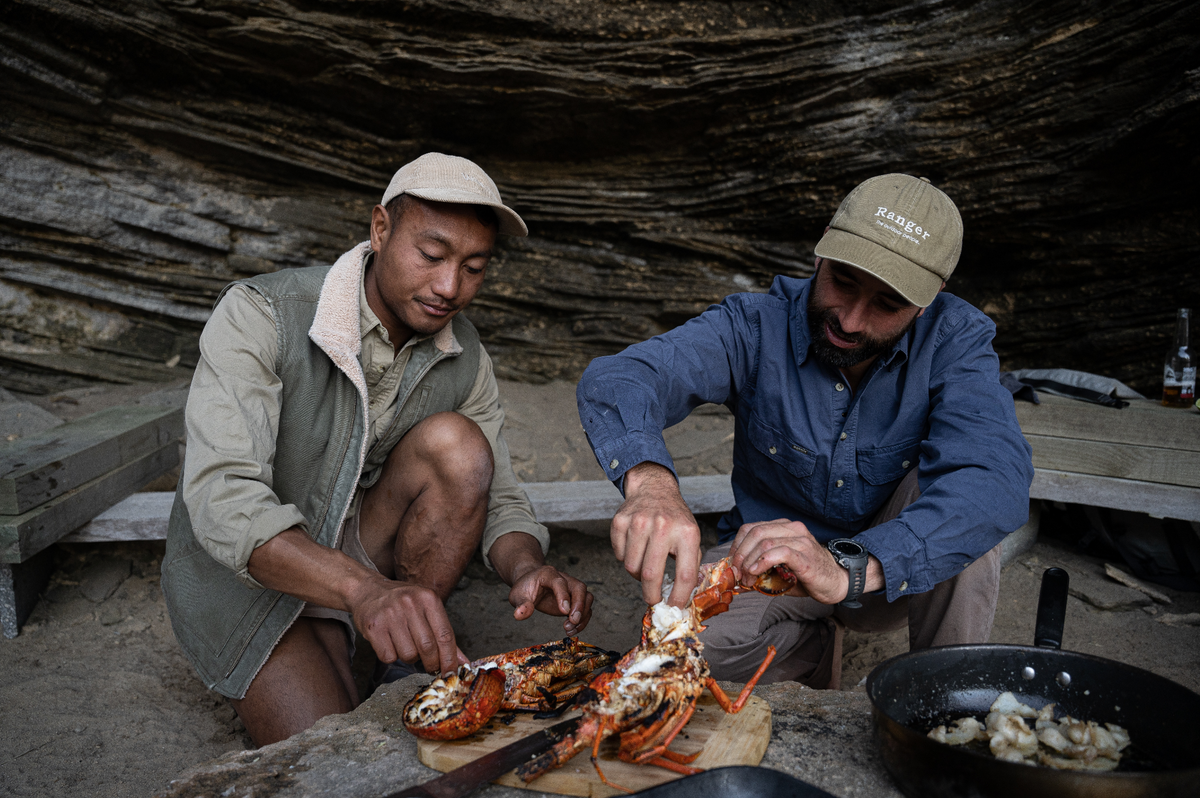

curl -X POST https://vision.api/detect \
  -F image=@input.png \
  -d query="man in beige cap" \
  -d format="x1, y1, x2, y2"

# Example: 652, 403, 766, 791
577, 174, 1033, 688
163, 153, 593, 745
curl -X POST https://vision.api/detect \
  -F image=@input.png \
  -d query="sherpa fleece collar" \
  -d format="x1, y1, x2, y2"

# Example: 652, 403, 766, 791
307, 241, 463, 396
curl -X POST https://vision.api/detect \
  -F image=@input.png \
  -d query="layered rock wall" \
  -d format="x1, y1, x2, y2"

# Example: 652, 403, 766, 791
1, 0, 1197, 392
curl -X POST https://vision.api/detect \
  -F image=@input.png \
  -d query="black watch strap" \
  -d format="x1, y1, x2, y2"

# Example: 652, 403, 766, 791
827, 538, 868, 608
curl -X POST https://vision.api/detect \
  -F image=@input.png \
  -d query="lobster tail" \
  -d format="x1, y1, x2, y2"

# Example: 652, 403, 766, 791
403, 665, 506, 740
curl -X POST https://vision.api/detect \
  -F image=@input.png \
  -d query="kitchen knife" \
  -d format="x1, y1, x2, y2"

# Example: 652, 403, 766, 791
385, 715, 581, 798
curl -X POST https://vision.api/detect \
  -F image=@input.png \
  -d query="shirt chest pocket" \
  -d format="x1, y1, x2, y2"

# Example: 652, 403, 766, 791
745, 414, 817, 480
855, 438, 921, 486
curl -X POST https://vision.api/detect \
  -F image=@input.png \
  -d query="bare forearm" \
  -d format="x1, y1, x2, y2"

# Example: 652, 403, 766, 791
622, 461, 677, 497
864, 555, 885, 594
245, 526, 386, 611
249, 528, 465, 674
487, 531, 545, 586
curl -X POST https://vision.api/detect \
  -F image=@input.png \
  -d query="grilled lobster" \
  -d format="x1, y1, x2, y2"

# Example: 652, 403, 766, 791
515, 557, 792, 791
402, 636, 619, 740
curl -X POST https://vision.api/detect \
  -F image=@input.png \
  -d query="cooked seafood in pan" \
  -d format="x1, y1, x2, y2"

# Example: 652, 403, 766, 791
928, 691, 1130, 771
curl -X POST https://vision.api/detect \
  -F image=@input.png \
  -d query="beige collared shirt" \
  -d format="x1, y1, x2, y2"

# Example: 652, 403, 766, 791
181, 271, 548, 587
357, 268, 419, 472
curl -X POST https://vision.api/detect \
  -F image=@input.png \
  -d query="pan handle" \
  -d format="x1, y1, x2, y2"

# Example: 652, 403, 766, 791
1033, 567, 1069, 649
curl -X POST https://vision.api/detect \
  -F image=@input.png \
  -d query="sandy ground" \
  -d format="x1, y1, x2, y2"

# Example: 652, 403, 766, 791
1, 379, 1198, 797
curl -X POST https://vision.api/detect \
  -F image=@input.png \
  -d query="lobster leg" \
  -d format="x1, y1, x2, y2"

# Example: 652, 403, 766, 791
628, 702, 699, 765
591, 717, 635, 794
641, 755, 704, 776
654, 748, 703, 765
704, 644, 776, 713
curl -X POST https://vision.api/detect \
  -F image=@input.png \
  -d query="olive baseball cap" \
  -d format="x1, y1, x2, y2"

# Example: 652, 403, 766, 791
381, 152, 528, 237
813, 174, 962, 307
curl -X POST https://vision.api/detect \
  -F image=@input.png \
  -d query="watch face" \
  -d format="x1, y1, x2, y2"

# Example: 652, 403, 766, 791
830, 539, 865, 557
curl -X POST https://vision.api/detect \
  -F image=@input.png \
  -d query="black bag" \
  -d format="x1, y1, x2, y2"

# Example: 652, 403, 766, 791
1042, 502, 1200, 592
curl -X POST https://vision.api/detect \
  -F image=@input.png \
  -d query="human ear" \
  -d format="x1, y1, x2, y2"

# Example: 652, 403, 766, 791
369, 204, 391, 252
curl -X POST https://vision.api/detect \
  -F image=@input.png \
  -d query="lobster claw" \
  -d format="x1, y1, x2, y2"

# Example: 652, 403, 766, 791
692, 557, 797, 622
753, 564, 798, 595
402, 664, 506, 740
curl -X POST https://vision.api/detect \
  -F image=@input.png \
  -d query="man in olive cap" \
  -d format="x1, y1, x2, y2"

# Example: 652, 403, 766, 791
164, 153, 593, 745
577, 174, 1033, 688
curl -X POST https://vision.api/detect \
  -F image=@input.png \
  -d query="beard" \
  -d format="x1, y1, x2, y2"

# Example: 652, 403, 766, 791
806, 291, 917, 369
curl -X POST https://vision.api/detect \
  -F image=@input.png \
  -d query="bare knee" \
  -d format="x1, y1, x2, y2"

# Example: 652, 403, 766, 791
394, 412, 493, 496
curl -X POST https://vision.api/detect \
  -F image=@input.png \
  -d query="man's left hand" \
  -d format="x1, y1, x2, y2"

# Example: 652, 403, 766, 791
508, 565, 594, 636
488, 531, 595, 636
730, 518, 884, 605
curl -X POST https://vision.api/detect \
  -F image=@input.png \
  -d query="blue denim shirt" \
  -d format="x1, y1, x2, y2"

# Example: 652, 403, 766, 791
576, 275, 1033, 602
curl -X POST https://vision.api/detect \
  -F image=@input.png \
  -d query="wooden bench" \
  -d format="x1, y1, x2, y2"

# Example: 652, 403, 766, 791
0, 405, 183, 637
1016, 394, 1200, 522
63, 469, 1039, 562
39, 392, 1196, 637
62, 475, 737, 545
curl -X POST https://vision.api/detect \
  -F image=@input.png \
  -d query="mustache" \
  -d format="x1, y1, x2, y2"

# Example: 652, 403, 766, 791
824, 314, 859, 344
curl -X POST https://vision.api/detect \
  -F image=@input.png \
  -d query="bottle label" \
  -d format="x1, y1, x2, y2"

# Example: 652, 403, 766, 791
1183, 367, 1197, 401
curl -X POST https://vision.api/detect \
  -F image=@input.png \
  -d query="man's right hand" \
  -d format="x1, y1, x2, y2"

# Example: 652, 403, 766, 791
349, 575, 469, 676
247, 527, 468, 676
612, 462, 702, 608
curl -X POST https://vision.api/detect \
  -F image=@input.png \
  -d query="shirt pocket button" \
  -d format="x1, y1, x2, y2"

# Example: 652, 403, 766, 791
769, 446, 777, 454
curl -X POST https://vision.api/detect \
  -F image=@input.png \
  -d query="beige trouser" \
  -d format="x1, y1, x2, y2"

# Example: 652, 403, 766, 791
697, 469, 1003, 690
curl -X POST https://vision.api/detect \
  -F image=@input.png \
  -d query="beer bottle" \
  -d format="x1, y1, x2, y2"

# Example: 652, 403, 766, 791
1162, 308, 1195, 407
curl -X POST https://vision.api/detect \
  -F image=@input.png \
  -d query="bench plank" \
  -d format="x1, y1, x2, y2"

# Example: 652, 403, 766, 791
0, 405, 183, 515
64, 476, 737, 543
0, 443, 179, 563
60, 491, 174, 543
65, 474, 1053, 578
519, 474, 733, 523
1030, 469, 1200, 522
1024, 434, 1200, 489
1015, 394, 1197, 451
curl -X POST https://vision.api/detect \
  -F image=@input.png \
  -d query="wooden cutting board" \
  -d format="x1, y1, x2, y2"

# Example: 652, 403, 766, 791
416, 693, 771, 797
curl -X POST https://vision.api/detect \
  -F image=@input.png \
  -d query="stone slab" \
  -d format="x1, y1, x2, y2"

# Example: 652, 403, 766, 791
155, 677, 902, 798
0, 545, 55, 638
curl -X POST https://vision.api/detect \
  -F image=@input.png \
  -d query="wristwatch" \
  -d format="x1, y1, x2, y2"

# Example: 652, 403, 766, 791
827, 538, 868, 608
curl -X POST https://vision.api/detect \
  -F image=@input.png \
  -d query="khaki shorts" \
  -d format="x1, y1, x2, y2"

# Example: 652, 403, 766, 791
297, 493, 379, 658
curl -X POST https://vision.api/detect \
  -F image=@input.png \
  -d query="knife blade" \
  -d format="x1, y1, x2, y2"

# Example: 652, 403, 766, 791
386, 715, 581, 798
